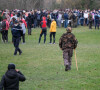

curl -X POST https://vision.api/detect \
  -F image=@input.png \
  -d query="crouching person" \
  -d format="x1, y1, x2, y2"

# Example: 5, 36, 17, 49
0, 63, 26, 90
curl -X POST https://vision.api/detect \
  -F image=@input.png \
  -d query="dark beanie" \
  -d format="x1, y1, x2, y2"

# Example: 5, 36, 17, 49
8, 63, 16, 70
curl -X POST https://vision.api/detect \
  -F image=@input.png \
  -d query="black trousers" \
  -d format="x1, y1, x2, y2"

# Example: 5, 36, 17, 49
50, 32, 56, 43
22, 34, 25, 43
39, 29, 47, 43
47, 19, 51, 28
27, 26, 32, 35
11, 31, 14, 42
37, 20, 41, 27
13, 37, 22, 55
2, 30, 8, 42
89, 21, 92, 29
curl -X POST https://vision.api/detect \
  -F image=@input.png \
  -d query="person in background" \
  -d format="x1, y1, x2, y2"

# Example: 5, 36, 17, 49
94, 12, 99, 30
10, 13, 17, 22
49, 19, 57, 44
38, 17, 47, 44
80, 11, 84, 26
0, 17, 2, 41
37, 11, 41, 27
26, 13, 33, 35
64, 11, 69, 28
88, 13, 93, 29
1, 16, 9, 43
0, 63, 26, 90
57, 12, 62, 28
20, 20, 26, 44
47, 12, 51, 28
10, 18, 16, 43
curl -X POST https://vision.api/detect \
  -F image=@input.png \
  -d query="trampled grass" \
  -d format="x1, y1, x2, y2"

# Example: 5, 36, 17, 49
0, 26, 100, 90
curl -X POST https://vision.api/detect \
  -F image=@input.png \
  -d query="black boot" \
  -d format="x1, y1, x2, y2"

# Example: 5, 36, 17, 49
65, 65, 69, 71
19, 50, 22, 55
68, 66, 71, 70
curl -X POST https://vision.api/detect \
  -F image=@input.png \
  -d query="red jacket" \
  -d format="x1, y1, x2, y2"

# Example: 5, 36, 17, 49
2, 19, 9, 30
41, 20, 47, 28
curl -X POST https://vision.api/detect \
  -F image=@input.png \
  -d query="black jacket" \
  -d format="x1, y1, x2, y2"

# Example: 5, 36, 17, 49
26, 15, 33, 28
0, 69, 26, 90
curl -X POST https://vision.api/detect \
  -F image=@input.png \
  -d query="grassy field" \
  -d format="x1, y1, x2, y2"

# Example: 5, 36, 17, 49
0, 26, 100, 90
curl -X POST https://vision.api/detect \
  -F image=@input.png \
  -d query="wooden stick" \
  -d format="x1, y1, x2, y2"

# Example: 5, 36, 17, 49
74, 49, 78, 71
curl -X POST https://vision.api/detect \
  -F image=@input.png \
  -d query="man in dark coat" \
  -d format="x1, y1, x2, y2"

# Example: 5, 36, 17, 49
12, 20, 23, 55
0, 63, 26, 90
59, 27, 78, 71
26, 13, 33, 35
94, 13, 99, 30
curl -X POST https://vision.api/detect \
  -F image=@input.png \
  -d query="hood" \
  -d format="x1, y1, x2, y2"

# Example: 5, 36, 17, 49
52, 21, 56, 25
5, 69, 18, 79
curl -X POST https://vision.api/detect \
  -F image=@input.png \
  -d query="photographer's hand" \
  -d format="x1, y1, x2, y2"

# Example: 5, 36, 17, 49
16, 69, 19, 72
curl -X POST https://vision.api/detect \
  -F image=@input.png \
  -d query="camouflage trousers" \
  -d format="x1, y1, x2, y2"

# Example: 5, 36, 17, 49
63, 49, 73, 67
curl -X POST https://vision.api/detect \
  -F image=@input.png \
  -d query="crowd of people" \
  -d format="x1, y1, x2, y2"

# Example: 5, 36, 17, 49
0, 9, 100, 54
0, 8, 100, 42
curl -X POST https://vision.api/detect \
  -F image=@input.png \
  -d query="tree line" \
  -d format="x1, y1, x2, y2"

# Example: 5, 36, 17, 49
0, 0, 100, 10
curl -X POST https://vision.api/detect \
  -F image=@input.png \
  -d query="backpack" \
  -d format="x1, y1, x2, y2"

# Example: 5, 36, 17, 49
2, 21, 6, 29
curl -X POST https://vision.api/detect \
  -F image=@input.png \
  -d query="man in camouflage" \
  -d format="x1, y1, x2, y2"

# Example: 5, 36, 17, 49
59, 27, 78, 71
88, 13, 93, 29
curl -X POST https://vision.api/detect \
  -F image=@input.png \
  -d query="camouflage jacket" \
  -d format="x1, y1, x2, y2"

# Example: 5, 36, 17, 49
59, 32, 78, 50
89, 14, 92, 21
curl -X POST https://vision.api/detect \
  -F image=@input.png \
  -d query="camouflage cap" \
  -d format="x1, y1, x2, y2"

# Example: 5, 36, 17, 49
66, 27, 72, 32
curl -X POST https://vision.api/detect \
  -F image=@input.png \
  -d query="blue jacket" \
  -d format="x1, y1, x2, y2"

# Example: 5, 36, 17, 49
12, 25, 22, 38
64, 13, 68, 19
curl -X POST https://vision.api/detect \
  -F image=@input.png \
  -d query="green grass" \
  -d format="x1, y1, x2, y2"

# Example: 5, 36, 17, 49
0, 26, 100, 90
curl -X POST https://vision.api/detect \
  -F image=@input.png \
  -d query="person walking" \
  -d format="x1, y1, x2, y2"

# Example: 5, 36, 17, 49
12, 20, 23, 55
59, 27, 78, 71
49, 19, 57, 44
0, 63, 26, 90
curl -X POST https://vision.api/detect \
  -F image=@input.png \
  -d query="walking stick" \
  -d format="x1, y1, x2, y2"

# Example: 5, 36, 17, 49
74, 49, 78, 71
